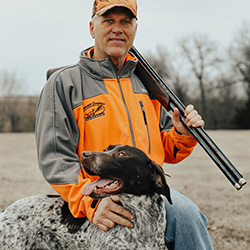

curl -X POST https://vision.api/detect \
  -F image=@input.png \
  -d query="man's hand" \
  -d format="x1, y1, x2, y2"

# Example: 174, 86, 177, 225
92, 195, 134, 232
173, 104, 204, 136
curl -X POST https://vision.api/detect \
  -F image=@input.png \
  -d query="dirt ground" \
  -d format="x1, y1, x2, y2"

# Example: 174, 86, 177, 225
0, 131, 249, 249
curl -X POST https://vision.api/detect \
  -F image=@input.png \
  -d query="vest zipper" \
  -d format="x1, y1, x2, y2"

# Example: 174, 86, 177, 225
139, 101, 151, 154
117, 76, 136, 147
109, 58, 136, 148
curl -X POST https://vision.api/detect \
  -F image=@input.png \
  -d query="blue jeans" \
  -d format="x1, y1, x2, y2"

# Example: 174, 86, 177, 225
163, 189, 214, 250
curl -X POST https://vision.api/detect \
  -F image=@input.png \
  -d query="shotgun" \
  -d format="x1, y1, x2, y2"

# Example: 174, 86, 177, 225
130, 46, 246, 190
46, 47, 246, 190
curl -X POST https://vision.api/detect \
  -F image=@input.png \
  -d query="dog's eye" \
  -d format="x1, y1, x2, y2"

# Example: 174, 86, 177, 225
117, 151, 127, 157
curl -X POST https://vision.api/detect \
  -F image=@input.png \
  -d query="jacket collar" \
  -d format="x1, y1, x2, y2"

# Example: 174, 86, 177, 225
78, 47, 138, 80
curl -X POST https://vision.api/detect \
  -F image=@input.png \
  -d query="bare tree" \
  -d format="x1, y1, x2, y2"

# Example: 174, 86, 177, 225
179, 34, 222, 120
229, 23, 250, 128
0, 97, 9, 131
145, 47, 170, 81
145, 47, 190, 105
0, 71, 28, 132
229, 23, 250, 94
0, 71, 24, 96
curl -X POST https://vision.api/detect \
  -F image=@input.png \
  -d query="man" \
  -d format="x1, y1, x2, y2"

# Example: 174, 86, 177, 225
35, 0, 213, 249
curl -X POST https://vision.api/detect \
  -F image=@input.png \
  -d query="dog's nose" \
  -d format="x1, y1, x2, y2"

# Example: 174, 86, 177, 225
81, 151, 92, 158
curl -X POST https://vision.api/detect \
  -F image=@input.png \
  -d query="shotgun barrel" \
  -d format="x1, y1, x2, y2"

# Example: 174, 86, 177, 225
130, 46, 246, 190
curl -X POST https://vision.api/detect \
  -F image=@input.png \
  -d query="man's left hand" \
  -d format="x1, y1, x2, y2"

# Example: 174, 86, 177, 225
173, 104, 205, 136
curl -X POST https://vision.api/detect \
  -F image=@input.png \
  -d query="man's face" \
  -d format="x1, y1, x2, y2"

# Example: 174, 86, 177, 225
90, 7, 137, 62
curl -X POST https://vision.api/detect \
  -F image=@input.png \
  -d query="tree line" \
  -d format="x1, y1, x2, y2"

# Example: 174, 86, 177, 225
1, 23, 250, 132
145, 22, 250, 129
0, 71, 37, 132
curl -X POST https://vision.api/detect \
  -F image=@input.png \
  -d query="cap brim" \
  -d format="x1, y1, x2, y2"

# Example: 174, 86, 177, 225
95, 4, 137, 19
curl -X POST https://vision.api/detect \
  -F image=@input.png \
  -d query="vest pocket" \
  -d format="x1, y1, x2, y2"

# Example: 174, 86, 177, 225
139, 101, 151, 154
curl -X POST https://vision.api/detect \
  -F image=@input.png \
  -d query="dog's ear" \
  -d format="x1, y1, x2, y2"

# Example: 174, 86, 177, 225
149, 161, 172, 204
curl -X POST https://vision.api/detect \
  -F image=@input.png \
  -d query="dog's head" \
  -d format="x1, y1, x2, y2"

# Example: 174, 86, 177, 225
81, 145, 172, 204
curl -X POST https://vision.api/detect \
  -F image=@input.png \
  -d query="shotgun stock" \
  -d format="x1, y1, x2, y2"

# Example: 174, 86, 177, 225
130, 46, 246, 190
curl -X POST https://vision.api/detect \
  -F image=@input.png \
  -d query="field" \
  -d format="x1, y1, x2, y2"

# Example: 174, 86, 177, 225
0, 132, 249, 249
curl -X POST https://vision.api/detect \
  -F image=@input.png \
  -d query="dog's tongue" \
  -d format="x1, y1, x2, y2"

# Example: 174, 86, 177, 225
82, 178, 114, 196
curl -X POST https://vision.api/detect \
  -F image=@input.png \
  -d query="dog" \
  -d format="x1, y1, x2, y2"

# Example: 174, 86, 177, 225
0, 145, 171, 249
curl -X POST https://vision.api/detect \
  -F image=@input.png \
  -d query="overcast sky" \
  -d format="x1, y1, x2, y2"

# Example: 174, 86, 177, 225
0, 0, 250, 95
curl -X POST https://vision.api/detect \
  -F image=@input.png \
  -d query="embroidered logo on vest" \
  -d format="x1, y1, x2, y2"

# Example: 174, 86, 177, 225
83, 102, 105, 121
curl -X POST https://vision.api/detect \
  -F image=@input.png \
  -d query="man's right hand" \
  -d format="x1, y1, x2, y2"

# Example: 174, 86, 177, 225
92, 195, 134, 231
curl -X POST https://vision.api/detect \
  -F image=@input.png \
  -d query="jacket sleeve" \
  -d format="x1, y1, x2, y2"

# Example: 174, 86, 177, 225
35, 71, 98, 221
159, 106, 197, 163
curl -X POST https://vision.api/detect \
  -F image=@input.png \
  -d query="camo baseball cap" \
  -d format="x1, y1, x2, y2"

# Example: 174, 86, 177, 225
92, 0, 137, 19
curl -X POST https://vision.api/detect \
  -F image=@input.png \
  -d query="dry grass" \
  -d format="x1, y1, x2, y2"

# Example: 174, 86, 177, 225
1, 131, 250, 249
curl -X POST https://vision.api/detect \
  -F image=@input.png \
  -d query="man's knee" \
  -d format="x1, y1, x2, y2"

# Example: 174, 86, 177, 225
162, 189, 213, 250
162, 189, 208, 226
